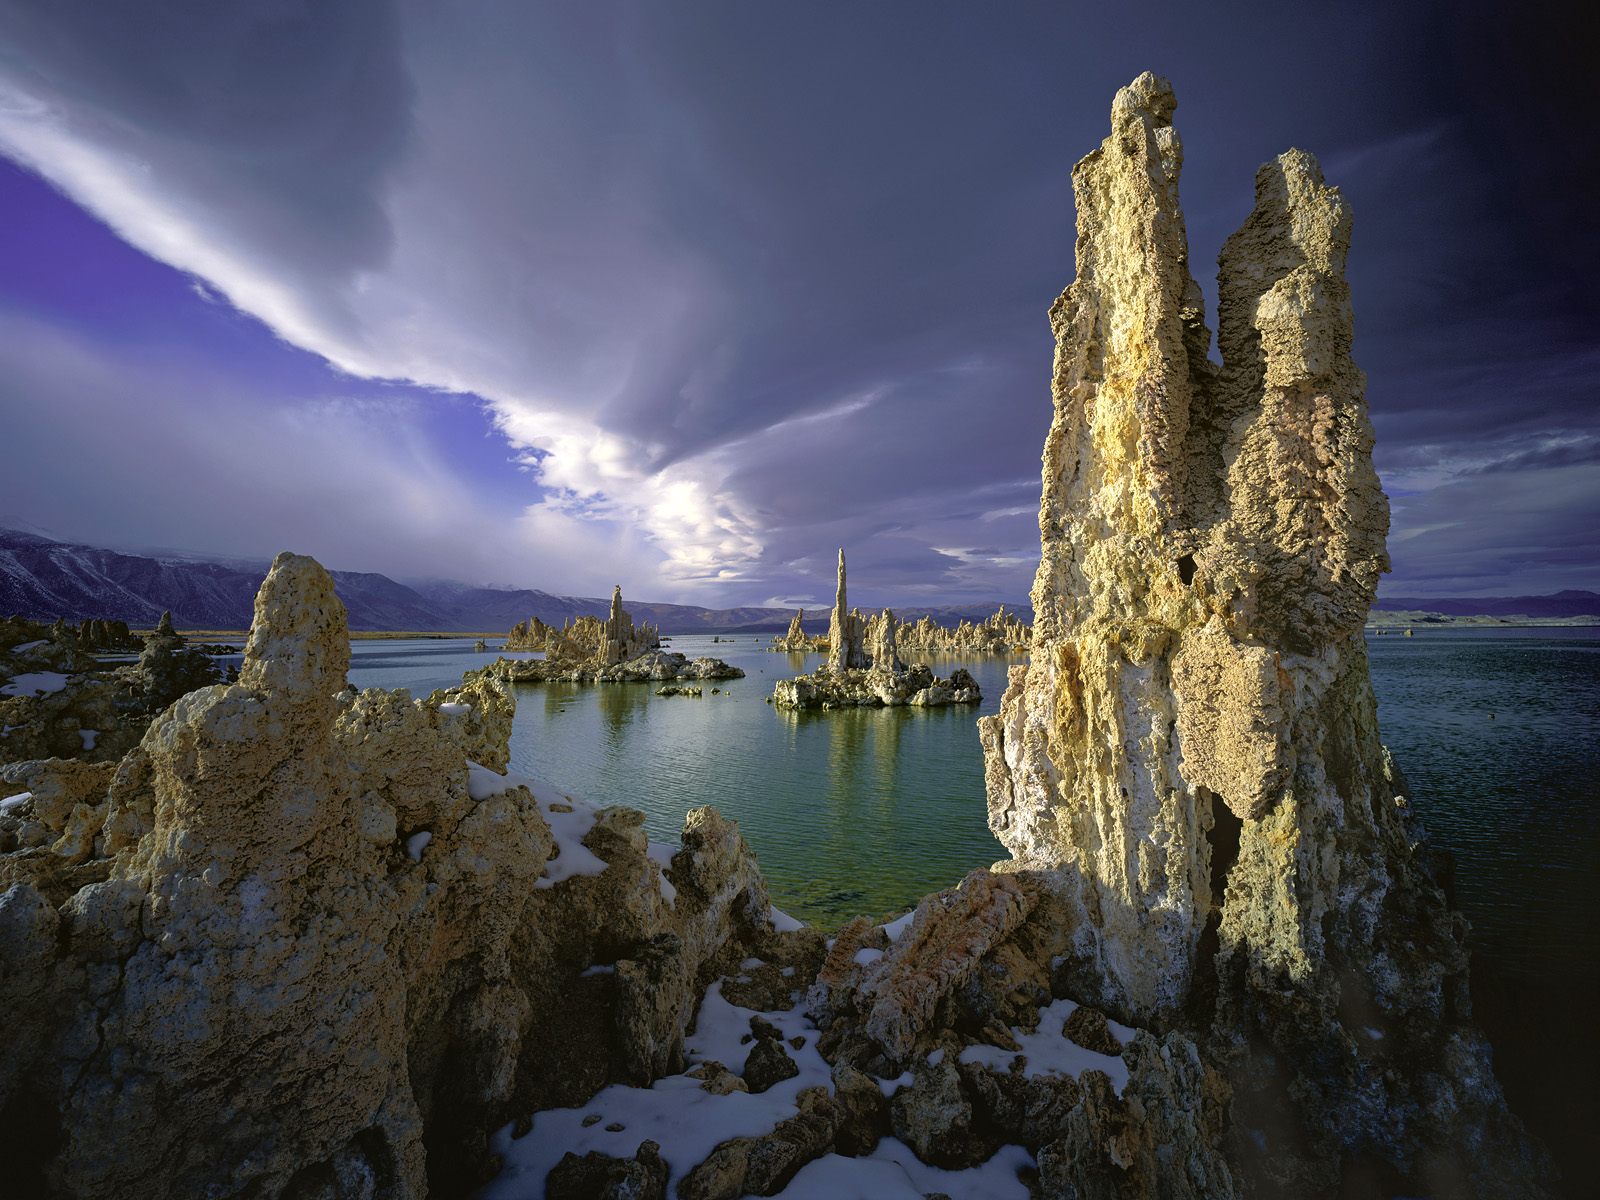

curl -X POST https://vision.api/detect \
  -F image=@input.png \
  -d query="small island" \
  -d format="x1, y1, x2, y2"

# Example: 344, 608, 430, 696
772, 550, 981, 709
487, 586, 742, 684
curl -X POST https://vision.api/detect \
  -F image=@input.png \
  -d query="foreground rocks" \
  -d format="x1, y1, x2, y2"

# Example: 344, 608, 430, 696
980, 72, 1546, 1196
1, 612, 229, 766
0, 553, 786, 1198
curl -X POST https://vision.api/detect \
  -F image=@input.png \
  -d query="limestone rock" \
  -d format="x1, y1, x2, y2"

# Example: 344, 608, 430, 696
825, 549, 867, 672
895, 606, 1030, 655
978, 71, 1547, 1196
0, 552, 780, 1198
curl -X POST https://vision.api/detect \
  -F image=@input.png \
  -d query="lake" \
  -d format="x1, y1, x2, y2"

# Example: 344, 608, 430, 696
347, 626, 1599, 1181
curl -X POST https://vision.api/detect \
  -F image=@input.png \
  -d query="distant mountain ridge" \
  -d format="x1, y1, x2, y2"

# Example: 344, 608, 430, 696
1372, 591, 1600, 619
0, 528, 1029, 633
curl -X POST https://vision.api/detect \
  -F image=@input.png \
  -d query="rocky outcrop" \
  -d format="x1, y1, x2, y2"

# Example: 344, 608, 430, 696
1, 614, 228, 767
825, 550, 867, 672
979, 72, 1546, 1196
770, 608, 825, 653
504, 614, 560, 651
895, 605, 1029, 655
0, 552, 786, 1199
504, 588, 661, 662
487, 649, 742, 686
774, 553, 981, 710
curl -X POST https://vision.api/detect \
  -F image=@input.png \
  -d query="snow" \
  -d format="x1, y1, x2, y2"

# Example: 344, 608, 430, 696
776, 1139, 1035, 1200
438, 702, 471, 716
11, 639, 46, 653
882, 910, 916, 941
466, 761, 616, 890
853, 947, 884, 967
405, 831, 433, 861
926, 1048, 944, 1066
0, 792, 31, 815
646, 841, 678, 907
481, 982, 833, 1198
956, 997, 1137, 1095
769, 903, 805, 932
579, 963, 616, 977
78, 729, 99, 750
1, 671, 70, 697
875, 1070, 912, 1098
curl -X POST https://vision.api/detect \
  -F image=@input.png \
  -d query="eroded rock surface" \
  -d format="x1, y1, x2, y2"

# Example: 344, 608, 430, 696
979, 71, 1547, 1196
0, 552, 783, 1199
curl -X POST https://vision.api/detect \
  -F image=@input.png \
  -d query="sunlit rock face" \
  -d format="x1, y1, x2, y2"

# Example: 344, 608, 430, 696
981, 72, 1546, 1195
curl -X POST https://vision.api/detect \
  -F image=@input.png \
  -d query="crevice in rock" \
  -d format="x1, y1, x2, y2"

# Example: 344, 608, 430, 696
1176, 554, 1197, 586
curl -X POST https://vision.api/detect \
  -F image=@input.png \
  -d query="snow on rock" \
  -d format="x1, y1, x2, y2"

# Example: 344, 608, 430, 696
881, 910, 915, 941
78, 729, 99, 750
769, 904, 805, 932
437, 701, 471, 716
0, 791, 31, 815
482, 982, 831, 1197
957, 997, 1136, 1095
1, 671, 70, 697
405, 831, 433, 861
776, 1138, 1035, 1200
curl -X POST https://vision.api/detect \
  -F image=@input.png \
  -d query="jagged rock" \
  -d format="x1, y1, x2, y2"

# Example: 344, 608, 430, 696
1, 613, 226, 767
503, 587, 661, 663
1061, 1005, 1122, 1057
770, 607, 825, 653
0, 552, 780, 1198
888, 1045, 998, 1169
825, 549, 867, 672
546, 1139, 668, 1200
895, 606, 1030, 655
686, 1061, 748, 1095
829, 1063, 889, 1156
743, 1036, 800, 1094
978, 72, 1547, 1196
677, 1087, 843, 1200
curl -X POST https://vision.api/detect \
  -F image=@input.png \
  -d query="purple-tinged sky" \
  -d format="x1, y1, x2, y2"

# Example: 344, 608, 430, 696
1, 1, 1595, 605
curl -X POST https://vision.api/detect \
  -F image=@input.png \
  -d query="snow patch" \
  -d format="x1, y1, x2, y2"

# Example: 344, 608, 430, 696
437, 701, 471, 716
406, 831, 433, 861
769, 904, 805, 933
0, 792, 31, 815
956, 998, 1136, 1094
482, 982, 831, 1198
776, 1138, 1035, 1200
853, 947, 884, 967
1, 671, 70, 697
882, 910, 915, 941
78, 729, 99, 750
579, 963, 616, 978
11, 639, 46, 653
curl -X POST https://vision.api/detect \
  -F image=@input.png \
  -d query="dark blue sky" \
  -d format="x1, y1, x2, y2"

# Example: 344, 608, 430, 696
1, 1, 1593, 604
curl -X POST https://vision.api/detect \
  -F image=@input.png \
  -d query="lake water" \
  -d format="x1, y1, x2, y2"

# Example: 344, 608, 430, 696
348, 627, 1599, 1181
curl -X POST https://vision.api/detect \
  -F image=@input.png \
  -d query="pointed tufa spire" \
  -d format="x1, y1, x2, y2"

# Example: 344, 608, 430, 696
826, 549, 866, 671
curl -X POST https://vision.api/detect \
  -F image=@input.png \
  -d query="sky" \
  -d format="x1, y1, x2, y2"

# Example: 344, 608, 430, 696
0, 1, 1594, 606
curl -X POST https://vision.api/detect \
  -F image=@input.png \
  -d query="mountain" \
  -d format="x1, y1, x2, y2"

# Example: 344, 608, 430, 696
1373, 591, 1600, 620
0, 528, 1030, 633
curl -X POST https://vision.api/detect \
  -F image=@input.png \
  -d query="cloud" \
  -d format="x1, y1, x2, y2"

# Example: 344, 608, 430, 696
0, 2, 1593, 603
0, 307, 665, 596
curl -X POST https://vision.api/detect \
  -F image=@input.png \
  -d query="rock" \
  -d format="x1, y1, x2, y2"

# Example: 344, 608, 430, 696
1061, 1005, 1122, 1057
503, 588, 662, 663
678, 1087, 843, 1200
743, 1037, 800, 1094
830, 1063, 889, 1156
894, 606, 1030, 655
888, 1047, 996, 1169
825, 549, 868, 672
488, 649, 742, 686
686, 1061, 748, 1095
546, 1139, 668, 1200
770, 608, 825, 653
978, 71, 1547, 1196
0, 551, 780, 1197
